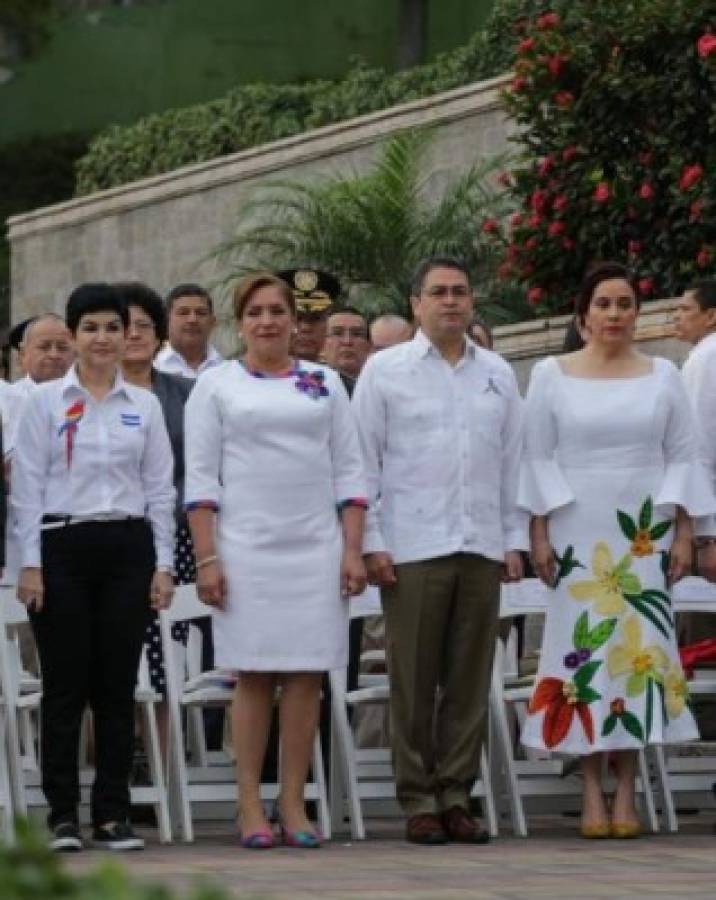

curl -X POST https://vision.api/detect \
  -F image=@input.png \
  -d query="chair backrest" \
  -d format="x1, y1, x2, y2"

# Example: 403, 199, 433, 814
165, 583, 211, 622
349, 586, 381, 620
0, 587, 29, 627
500, 579, 551, 618
671, 576, 716, 614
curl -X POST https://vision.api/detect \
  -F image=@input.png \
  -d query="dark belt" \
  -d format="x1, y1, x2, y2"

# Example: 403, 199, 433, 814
41, 514, 146, 529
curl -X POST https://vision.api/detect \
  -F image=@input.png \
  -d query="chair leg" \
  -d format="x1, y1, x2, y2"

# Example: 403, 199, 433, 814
311, 732, 331, 840
479, 745, 499, 838
141, 702, 172, 844
489, 680, 527, 837
329, 675, 365, 840
328, 716, 344, 831
651, 745, 678, 833
5, 700, 27, 817
0, 714, 16, 845
637, 749, 659, 833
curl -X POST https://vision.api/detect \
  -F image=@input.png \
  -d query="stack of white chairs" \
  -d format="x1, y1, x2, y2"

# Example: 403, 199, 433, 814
329, 586, 498, 840
653, 575, 716, 831
159, 584, 330, 842
490, 578, 660, 835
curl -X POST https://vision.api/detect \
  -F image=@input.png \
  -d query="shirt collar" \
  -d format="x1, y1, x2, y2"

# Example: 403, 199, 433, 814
164, 344, 221, 368
691, 331, 716, 356
412, 328, 477, 362
61, 364, 132, 402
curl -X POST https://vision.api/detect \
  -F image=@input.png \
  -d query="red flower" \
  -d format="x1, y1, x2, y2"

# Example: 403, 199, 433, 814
562, 237, 575, 251
690, 199, 704, 223
593, 182, 610, 203
697, 33, 716, 58
509, 212, 523, 229
525, 237, 538, 250
518, 36, 535, 53
638, 151, 653, 166
628, 240, 642, 256
679, 163, 704, 192
697, 247, 711, 268
638, 182, 654, 201
553, 194, 568, 213
610, 698, 625, 716
537, 155, 554, 178
529, 677, 594, 749
527, 214, 543, 229
553, 90, 574, 108
638, 277, 654, 296
527, 286, 544, 305
536, 11, 560, 30
510, 75, 527, 93
548, 220, 565, 237
530, 189, 548, 213
497, 171, 512, 187
545, 53, 566, 78
562, 145, 579, 162
481, 218, 499, 234
506, 243, 521, 261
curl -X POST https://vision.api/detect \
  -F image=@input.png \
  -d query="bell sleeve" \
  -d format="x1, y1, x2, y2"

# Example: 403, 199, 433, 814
517, 357, 575, 516
655, 360, 716, 526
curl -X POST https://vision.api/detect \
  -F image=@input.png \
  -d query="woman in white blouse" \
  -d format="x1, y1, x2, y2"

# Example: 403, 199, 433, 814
13, 284, 175, 853
184, 272, 366, 849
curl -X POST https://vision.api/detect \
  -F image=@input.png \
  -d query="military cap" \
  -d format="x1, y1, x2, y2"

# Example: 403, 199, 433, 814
276, 268, 342, 316
8, 317, 38, 351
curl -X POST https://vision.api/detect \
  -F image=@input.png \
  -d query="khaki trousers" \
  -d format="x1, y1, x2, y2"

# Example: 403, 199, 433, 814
381, 552, 501, 816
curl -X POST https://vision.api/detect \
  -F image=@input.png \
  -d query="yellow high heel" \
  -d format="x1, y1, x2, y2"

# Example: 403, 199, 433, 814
580, 822, 611, 839
610, 821, 641, 839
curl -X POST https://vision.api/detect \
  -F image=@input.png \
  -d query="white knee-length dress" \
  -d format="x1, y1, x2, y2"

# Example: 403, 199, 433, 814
518, 356, 715, 755
184, 360, 366, 672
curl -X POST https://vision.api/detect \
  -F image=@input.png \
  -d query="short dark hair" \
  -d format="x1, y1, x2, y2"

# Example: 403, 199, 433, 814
233, 272, 296, 320
165, 283, 213, 313
688, 280, 716, 311
575, 261, 638, 325
410, 256, 471, 297
329, 305, 366, 321
562, 316, 585, 352
115, 282, 167, 342
66, 283, 128, 334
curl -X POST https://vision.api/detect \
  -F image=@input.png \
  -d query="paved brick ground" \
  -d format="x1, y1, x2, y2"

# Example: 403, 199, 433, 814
64, 816, 716, 899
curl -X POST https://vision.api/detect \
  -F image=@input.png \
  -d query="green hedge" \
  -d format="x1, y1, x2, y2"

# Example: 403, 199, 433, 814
75, 0, 542, 195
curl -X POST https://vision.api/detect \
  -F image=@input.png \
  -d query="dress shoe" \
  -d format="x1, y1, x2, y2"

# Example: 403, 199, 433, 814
405, 813, 447, 845
610, 821, 641, 839
441, 806, 490, 844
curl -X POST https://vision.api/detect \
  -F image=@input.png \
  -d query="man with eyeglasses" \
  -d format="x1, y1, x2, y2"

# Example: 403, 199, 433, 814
353, 256, 527, 846
323, 305, 371, 394
155, 284, 222, 379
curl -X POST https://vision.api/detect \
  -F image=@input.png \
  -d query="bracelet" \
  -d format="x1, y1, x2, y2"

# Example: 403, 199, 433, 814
196, 554, 218, 569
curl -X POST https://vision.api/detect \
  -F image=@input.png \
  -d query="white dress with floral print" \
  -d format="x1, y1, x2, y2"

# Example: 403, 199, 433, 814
518, 356, 714, 754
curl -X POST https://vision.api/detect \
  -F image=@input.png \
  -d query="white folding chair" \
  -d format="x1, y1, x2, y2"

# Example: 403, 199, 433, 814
490, 579, 660, 835
329, 587, 499, 840
0, 588, 29, 842
654, 576, 716, 832
160, 584, 330, 843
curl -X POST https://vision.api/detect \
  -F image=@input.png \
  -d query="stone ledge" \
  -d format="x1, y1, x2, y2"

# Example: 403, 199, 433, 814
8, 73, 512, 239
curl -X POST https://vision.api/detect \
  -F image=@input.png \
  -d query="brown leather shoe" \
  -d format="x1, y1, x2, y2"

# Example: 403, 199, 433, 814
405, 813, 447, 845
441, 806, 490, 844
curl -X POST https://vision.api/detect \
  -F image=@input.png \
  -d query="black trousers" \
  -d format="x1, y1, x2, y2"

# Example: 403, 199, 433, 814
30, 519, 154, 828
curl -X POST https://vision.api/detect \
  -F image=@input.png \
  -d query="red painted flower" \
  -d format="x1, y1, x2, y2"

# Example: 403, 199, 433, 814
697, 247, 711, 269
690, 199, 704, 223
518, 36, 535, 53
553, 194, 568, 213
562, 145, 579, 162
697, 33, 716, 58
679, 164, 704, 192
593, 182, 610, 203
481, 218, 499, 234
536, 11, 560, 30
527, 286, 544, 305
529, 677, 594, 749
548, 220, 565, 237
553, 90, 574, 108
610, 697, 626, 716
638, 277, 654, 296
638, 182, 654, 201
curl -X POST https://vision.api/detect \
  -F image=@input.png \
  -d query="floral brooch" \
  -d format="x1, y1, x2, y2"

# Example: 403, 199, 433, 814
294, 369, 329, 400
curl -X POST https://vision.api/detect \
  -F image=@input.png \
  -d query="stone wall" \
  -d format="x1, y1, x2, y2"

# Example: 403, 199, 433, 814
8, 74, 513, 355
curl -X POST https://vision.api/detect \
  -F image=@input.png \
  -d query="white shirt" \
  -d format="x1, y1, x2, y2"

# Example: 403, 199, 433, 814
352, 330, 528, 565
681, 331, 716, 536
155, 344, 223, 380
12, 365, 176, 569
2, 375, 37, 455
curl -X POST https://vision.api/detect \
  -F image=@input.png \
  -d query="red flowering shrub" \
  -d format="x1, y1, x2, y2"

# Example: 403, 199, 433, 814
487, 1, 716, 314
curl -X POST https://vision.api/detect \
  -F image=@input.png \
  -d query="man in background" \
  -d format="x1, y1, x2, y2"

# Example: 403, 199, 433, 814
323, 305, 371, 393
370, 314, 413, 352
155, 284, 222, 379
278, 268, 342, 362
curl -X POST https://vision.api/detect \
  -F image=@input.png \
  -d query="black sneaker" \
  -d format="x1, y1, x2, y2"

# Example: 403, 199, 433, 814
50, 821, 83, 853
92, 821, 145, 851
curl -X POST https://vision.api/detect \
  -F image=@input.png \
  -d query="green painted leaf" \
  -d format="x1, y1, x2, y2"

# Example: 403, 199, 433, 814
617, 510, 637, 540
555, 545, 586, 587
620, 573, 642, 595
649, 520, 673, 541
615, 552, 633, 574
574, 659, 602, 689
638, 497, 653, 530
659, 551, 670, 580
602, 713, 618, 736
585, 617, 617, 651
625, 595, 670, 640
626, 671, 646, 697
578, 686, 601, 704
621, 711, 644, 742
657, 680, 668, 723
645, 679, 654, 741
573, 611, 590, 649
638, 592, 674, 627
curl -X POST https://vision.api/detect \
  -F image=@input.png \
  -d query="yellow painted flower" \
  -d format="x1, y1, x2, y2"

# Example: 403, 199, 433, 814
630, 528, 654, 557
568, 541, 642, 615
607, 615, 669, 697
664, 664, 689, 718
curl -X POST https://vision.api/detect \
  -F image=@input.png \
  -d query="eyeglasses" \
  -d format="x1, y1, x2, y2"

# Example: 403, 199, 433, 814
129, 320, 156, 333
422, 286, 471, 299
327, 326, 368, 340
